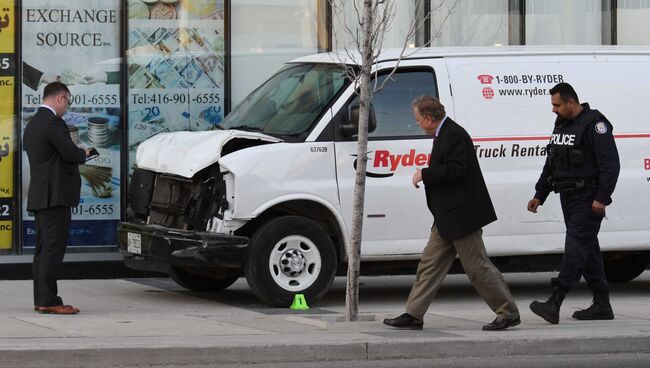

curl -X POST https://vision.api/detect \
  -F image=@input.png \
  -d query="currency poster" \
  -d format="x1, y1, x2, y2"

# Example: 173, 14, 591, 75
127, 0, 225, 173
0, 2, 14, 250
21, 0, 121, 247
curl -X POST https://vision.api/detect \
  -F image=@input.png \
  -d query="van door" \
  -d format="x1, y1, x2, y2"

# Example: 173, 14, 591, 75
445, 53, 650, 255
333, 59, 452, 257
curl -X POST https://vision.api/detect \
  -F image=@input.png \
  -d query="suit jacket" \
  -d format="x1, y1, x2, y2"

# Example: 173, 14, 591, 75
24, 107, 86, 211
421, 118, 497, 241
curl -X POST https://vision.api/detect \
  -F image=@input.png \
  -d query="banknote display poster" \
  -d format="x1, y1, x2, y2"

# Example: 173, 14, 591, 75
21, 0, 121, 247
0, 2, 14, 250
127, 0, 225, 174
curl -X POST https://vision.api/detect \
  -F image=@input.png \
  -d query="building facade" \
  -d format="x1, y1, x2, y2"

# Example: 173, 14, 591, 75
0, 0, 649, 260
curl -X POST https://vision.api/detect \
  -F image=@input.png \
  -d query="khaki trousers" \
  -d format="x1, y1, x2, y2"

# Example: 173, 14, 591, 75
406, 225, 519, 320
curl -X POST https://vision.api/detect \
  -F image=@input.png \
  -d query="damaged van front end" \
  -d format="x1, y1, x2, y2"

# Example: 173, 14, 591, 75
117, 129, 281, 290
118, 61, 351, 302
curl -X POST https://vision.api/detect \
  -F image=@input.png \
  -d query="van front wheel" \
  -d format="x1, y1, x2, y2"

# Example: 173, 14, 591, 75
244, 216, 337, 307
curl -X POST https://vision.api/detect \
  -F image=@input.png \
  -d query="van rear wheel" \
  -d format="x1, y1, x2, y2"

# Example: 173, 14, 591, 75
244, 216, 337, 307
170, 266, 240, 291
604, 256, 647, 283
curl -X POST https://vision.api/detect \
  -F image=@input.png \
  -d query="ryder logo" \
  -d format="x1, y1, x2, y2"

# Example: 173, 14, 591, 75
352, 150, 431, 178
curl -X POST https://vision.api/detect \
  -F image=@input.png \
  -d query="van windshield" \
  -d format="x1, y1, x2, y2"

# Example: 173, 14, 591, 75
222, 63, 350, 136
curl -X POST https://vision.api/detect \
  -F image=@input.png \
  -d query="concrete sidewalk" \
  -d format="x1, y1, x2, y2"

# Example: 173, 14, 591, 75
1, 272, 649, 367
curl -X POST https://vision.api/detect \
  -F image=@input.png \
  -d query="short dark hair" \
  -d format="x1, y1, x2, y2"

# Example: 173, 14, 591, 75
43, 81, 70, 99
549, 82, 579, 103
411, 95, 446, 120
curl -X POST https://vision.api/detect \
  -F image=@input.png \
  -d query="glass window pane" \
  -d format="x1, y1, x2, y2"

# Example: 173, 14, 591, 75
431, 0, 509, 47
526, 0, 601, 45
127, 0, 226, 179
21, 0, 123, 248
332, 1, 418, 51
223, 63, 349, 136
231, 1, 319, 106
618, 0, 650, 45
350, 71, 437, 138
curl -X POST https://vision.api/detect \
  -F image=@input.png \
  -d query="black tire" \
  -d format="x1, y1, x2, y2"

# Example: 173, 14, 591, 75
604, 256, 648, 283
170, 266, 240, 292
244, 216, 337, 307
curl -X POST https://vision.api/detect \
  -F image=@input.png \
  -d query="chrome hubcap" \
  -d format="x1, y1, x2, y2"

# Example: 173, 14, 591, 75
268, 235, 322, 292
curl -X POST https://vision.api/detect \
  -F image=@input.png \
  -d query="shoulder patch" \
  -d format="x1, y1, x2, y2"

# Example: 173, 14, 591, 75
595, 121, 608, 134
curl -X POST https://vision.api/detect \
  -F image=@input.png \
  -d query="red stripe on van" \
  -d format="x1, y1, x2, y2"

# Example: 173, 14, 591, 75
472, 133, 650, 142
472, 136, 548, 142
614, 134, 650, 139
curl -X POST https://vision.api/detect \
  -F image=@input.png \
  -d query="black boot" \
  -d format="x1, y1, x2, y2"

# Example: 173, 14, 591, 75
530, 287, 567, 325
572, 293, 614, 320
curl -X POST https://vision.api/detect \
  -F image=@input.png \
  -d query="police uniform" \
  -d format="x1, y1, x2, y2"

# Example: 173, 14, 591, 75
534, 103, 620, 294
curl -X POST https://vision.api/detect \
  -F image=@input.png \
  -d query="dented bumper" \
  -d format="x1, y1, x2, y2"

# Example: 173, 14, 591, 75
117, 222, 248, 273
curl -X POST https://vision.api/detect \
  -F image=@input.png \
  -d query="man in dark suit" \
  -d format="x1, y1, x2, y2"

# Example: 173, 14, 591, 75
24, 82, 90, 315
383, 95, 519, 331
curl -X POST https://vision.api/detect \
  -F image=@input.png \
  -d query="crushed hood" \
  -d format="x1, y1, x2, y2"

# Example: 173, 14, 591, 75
136, 130, 282, 178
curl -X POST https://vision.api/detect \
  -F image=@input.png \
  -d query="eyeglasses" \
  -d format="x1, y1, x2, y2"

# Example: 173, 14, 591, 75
62, 95, 73, 107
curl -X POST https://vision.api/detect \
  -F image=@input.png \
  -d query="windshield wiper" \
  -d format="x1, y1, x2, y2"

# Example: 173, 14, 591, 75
229, 125, 265, 132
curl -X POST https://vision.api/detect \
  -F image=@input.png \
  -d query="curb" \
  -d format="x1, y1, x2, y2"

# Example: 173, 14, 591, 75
368, 336, 650, 360
2, 336, 650, 367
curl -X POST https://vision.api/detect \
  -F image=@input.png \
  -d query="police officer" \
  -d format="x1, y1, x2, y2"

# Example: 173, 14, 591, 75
527, 82, 620, 324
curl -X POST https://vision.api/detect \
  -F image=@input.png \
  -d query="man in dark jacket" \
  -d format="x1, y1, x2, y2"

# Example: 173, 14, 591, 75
383, 95, 519, 331
24, 82, 89, 315
528, 82, 620, 324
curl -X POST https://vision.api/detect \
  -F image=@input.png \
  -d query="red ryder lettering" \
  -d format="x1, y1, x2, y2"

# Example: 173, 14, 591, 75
373, 149, 430, 171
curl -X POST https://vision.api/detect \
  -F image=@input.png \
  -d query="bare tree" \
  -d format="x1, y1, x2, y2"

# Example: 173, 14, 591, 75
329, 0, 460, 322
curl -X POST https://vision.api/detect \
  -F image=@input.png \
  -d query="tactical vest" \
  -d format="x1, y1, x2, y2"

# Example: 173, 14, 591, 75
547, 108, 605, 180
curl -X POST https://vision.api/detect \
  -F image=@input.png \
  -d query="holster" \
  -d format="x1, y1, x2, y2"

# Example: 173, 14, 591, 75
550, 178, 595, 195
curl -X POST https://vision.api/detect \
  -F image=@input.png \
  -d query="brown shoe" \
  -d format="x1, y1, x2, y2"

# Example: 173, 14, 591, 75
34, 305, 74, 312
38, 305, 80, 315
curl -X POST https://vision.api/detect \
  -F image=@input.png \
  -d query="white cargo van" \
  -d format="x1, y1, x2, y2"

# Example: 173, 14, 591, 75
118, 46, 650, 306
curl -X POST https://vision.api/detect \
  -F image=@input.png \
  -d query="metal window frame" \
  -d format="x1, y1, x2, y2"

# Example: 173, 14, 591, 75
602, 0, 617, 45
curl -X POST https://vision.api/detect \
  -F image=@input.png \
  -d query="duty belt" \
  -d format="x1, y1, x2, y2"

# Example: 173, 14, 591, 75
551, 178, 596, 195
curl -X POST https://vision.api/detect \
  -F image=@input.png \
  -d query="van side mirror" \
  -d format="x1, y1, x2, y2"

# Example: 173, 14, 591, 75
340, 103, 377, 136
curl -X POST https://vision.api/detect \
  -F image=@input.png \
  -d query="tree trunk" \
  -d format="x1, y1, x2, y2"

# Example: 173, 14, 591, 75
345, 0, 374, 323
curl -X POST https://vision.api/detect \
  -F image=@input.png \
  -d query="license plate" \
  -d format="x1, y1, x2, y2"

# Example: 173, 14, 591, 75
127, 232, 142, 254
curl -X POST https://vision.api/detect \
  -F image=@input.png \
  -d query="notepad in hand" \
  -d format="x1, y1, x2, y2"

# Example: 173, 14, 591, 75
86, 147, 99, 161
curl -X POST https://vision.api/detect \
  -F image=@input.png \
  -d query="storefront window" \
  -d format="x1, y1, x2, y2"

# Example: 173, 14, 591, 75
126, 0, 225, 173
618, 0, 650, 45
332, 0, 418, 51
20, 0, 122, 249
526, 0, 601, 45
430, 0, 509, 47
231, 0, 321, 106
0, 1, 15, 253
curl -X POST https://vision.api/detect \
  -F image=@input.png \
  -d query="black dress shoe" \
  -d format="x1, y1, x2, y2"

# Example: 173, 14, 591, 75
482, 316, 521, 331
383, 313, 423, 330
